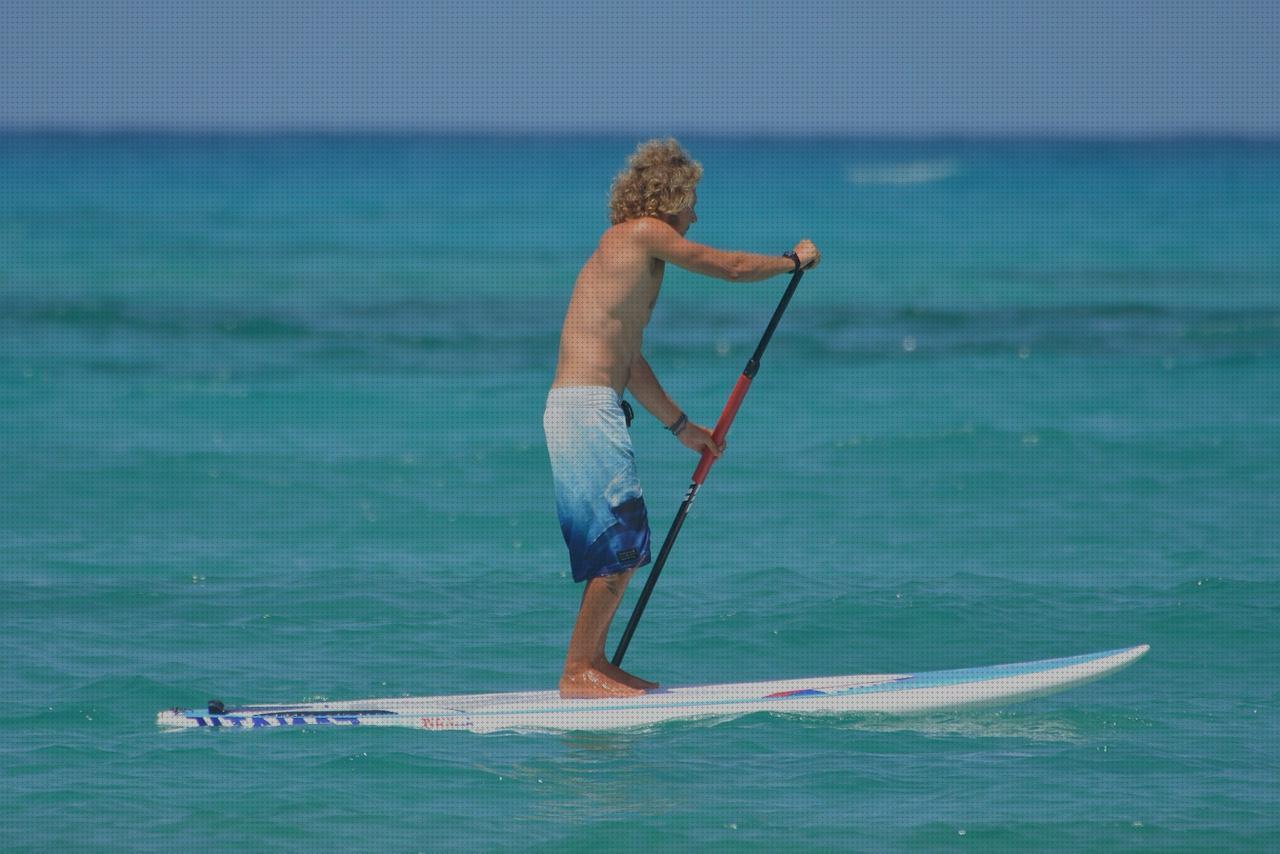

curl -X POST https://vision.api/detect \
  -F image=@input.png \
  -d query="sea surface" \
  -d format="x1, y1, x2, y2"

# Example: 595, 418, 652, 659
2, 134, 1278, 849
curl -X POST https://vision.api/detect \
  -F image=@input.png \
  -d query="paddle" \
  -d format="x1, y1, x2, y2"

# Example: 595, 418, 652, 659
611, 264, 808, 667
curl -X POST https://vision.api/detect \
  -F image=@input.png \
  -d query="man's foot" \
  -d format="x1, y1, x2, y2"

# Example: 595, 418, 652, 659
559, 665, 647, 699
596, 658, 658, 690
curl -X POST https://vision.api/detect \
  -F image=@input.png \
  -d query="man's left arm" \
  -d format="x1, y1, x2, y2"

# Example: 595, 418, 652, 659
626, 353, 682, 428
627, 353, 726, 458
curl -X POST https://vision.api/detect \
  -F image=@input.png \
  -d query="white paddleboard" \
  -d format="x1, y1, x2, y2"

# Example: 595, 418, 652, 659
157, 645, 1148, 734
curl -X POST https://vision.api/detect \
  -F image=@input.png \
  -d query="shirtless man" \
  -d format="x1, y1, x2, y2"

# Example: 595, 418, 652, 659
544, 139, 820, 698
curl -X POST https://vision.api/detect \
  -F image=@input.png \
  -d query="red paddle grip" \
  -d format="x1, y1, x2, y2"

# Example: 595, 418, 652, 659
691, 373, 754, 484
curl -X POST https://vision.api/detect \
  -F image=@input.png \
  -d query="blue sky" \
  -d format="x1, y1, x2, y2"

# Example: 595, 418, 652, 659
4, 0, 1277, 135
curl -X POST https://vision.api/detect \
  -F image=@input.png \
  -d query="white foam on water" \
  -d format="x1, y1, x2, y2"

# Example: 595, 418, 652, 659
847, 160, 959, 185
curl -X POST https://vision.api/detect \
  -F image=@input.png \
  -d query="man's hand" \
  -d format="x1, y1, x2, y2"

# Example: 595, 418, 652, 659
679, 422, 724, 458
793, 239, 821, 270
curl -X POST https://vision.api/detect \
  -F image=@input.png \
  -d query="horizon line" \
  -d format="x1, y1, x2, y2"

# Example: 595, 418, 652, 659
3, 126, 1279, 144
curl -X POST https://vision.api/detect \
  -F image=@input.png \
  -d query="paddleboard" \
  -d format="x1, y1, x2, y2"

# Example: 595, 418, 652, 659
157, 645, 1147, 734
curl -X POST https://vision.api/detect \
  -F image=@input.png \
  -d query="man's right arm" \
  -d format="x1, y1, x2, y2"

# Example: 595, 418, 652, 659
632, 218, 803, 282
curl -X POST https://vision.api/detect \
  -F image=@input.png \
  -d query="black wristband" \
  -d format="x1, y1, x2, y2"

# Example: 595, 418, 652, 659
783, 250, 803, 272
667, 412, 688, 436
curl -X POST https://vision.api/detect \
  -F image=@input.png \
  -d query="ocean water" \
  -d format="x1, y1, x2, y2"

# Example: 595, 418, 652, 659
2, 134, 1278, 849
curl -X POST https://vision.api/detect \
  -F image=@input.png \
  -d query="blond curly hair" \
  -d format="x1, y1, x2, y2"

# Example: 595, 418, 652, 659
608, 138, 703, 225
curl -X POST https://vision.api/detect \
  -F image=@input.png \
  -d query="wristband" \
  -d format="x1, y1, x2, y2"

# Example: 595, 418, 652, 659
667, 412, 689, 436
783, 250, 803, 272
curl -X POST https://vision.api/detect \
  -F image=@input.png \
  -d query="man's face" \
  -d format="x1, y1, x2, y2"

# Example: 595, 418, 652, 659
672, 191, 698, 235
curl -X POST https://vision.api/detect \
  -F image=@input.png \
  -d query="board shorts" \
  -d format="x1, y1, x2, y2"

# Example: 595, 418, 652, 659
544, 386, 652, 583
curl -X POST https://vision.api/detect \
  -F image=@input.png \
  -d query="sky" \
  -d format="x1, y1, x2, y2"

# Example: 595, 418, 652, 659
3, 0, 1278, 135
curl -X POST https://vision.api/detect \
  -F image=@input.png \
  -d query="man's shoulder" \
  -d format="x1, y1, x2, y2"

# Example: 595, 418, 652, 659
595, 218, 674, 264
606, 217, 676, 244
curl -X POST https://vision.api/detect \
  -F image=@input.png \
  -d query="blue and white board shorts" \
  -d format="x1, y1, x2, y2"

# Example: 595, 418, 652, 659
544, 386, 652, 583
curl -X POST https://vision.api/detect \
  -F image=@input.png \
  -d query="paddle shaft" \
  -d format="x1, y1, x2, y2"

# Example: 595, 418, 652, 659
611, 266, 806, 667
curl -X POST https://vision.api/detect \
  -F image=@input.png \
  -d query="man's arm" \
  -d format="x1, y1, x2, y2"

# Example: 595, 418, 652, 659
632, 218, 799, 282
627, 353, 724, 458
626, 353, 682, 427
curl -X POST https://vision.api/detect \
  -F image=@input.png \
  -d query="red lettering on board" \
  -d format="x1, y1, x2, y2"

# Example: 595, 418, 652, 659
420, 716, 466, 730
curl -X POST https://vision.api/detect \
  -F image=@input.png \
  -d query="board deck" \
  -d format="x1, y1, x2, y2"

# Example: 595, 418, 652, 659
157, 644, 1148, 734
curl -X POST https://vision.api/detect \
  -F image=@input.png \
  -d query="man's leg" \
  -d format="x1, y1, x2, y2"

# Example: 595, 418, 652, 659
560, 568, 658, 698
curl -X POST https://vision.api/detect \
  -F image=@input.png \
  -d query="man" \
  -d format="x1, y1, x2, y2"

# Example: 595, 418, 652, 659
544, 138, 820, 698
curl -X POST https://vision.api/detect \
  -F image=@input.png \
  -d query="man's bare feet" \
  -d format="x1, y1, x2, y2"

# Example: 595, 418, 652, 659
557, 568, 658, 698
596, 658, 658, 690
560, 665, 646, 699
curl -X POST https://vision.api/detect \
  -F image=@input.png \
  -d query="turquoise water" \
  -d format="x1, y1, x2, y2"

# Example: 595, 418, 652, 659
2, 134, 1278, 849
